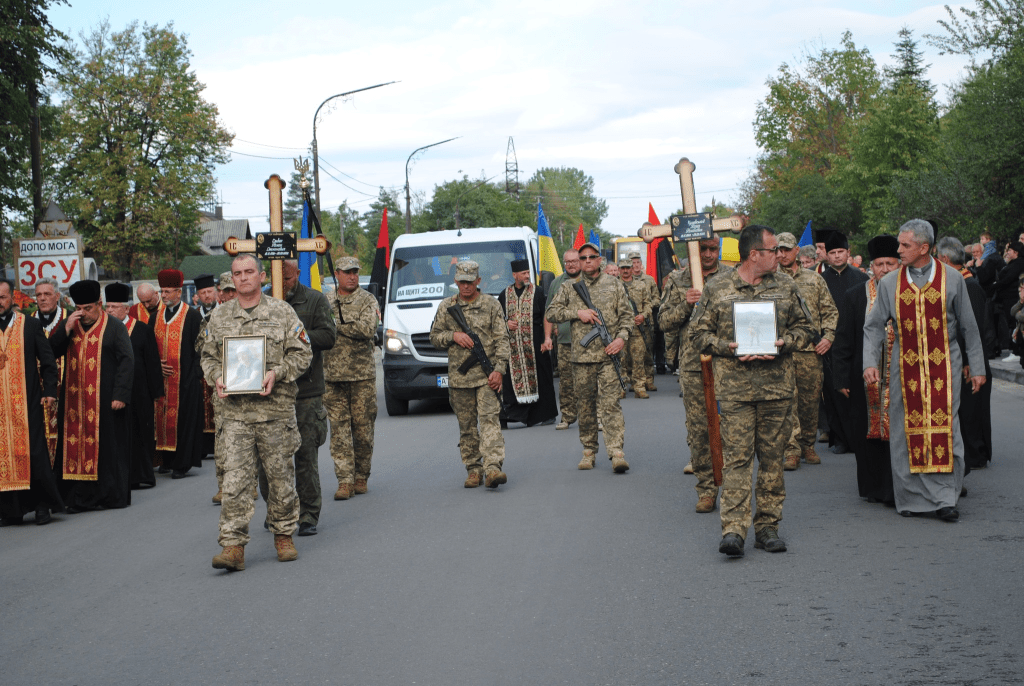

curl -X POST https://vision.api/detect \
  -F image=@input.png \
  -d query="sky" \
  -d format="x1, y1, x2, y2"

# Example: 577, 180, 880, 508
49, 0, 974, 238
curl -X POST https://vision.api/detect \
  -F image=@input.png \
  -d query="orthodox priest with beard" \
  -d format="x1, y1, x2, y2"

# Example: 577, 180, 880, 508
0, 279, 64, 526
864, 220, 986, 522
152, 269, 204, 479
51, 280, 134, 512
104, 282, 165, 489
498, 259, 557, 427
833, 235, 901, 505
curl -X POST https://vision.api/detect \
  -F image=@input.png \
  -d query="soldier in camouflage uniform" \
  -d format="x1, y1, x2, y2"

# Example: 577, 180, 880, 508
429, 261, 511, 489
775, 232, 838, 470
659, 237, 734, 512
618, 259, 651, 399
202, 254, 313, 572
543, 251, 581, 430
630, 252, 659, 391
547, 242, 633, 472
691, 226, 812, 557
210, 272, 237, 504
322, 257, 379, 501
256, 260, 336, 537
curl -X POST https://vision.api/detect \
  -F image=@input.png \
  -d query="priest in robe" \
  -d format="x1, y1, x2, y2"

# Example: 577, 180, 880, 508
129, 282, 161, 325
497, 259, 557, 427
193, 274, 218, 458
864, 220, 986, 522
833, 236, 901, 506
152, 269, 204, 479
31, 276, 70, 462
0, 279, 64, 525
51, 280, 134, 512
104, 282, 164, 489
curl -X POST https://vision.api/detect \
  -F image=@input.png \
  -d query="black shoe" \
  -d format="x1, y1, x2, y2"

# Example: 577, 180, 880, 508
263, 519, 270, 530
719, 533, 745, 557
157, 466, 171, 474
831, 442, 849, 454
538, 418, 556, 426
500, 419, 508, 429
35, 507, 52, 525
297, 522, 317, 536
899, 510, 917, 517
937, 506, 959, 522
171, 470, 186, 479
0, 515, 24, 527
754, 527, 787, 553
960, 486, 968, 498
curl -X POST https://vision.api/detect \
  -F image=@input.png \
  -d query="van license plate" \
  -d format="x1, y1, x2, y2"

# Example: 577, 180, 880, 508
437, 375, 449, 388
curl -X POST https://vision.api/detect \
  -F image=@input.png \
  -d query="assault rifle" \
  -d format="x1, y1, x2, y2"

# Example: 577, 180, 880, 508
572, 281, 629, 392
625, 293, 651, 352
447, 304, 508, 414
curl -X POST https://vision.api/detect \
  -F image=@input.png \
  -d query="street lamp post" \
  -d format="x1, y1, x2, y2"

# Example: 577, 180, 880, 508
404, 137, 460, 234
311, 81, 397, 218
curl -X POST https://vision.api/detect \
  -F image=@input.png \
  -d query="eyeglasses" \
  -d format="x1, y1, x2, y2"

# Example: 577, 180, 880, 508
579, 255, 600, 261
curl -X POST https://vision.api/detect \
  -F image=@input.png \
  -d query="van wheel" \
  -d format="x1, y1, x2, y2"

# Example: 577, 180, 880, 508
384, 388, 409, 416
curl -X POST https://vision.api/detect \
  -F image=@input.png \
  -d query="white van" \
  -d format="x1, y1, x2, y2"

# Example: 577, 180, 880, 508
382, 226, 539, 415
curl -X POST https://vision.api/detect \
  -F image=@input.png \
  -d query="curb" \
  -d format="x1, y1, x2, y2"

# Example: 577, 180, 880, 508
990, 358, 1024, 385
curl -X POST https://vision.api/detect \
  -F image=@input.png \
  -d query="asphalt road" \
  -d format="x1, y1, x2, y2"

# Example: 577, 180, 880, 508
3, 373, 1022, 686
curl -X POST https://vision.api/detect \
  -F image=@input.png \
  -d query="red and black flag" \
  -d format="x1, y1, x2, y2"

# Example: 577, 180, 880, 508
369, 207, 390, 298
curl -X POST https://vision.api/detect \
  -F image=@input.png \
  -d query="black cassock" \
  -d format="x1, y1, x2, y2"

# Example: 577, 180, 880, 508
821, 264, 869, 449
148, 305, 204, 473
0, 314, 65, 521
498, 284, 558, 427
127, 318, 164, 488
832, 282, 894, 504
958, 275, 996, 470
51, 316, 134, 511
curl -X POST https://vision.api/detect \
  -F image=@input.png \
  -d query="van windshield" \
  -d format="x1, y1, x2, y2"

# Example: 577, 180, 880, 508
388, 240, 527, 302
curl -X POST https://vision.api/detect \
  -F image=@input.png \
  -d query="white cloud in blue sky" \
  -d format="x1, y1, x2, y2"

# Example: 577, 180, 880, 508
50, 0, 973, 235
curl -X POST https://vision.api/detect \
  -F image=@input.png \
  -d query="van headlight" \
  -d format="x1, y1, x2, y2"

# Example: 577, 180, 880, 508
385, 329, 412, 355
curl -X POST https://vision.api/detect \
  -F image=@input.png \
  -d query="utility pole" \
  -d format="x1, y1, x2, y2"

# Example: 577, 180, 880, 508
404, 137, 460, 234
505, 137, 519, 199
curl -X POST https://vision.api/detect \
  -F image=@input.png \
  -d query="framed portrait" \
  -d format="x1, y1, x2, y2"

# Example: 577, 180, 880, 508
222, 335, 266, 394
732, 302, 778, 356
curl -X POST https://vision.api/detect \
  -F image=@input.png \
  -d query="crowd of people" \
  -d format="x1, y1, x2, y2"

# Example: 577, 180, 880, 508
1, 217, 1012, 566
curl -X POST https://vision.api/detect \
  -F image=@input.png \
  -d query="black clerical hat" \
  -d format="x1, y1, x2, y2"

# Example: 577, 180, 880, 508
867, 235, 900, 261
813, 228, 835, 245
104, 282, 132, 303
510, 259, 529, 273
194, 274, 216, 291
69, 280, 101, 305
824, 232, 849, 252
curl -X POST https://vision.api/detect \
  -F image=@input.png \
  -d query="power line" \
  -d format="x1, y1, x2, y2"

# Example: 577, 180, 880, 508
233, 138, 309, 151
318, 157, 381, 188
229, 150, 295, 160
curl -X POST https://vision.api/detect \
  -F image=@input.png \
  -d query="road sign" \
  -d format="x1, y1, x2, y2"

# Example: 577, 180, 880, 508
14, 236, 85, 291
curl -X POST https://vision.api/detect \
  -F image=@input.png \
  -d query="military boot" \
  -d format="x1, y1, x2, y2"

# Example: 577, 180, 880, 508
783, 454, 800, 471
646, 380, 657, 392
754, 527, 787, 553
334, 483, 352, 500
578, 449, 596, 470
683, 462, 694, 474
274, 534, 298, 562
354, 478, 368, 495
212, 546, 245, 571
485, 468, 507, 489
212, 489, 222, 504
695, 496, 716, 513
634, 386, 649, 399
464, 471, 483, 488
803, 447, 821, 465
610, 450, 630, 474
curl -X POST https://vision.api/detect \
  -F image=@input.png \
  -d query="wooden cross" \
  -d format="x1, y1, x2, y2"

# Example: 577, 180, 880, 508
222, 174, 331, 300
637, 157, 746, 290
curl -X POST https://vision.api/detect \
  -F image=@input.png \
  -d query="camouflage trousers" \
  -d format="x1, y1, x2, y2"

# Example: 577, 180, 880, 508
642, 326, 655, 382
557, 343, 577, 423
449, 384, 505, 473
324, 380, 377, 485
258, 397, 328, 526
786, 351, 823, 455
718, 398, 794, 539
681, 371, 718, 499
574, 361, 625, 454
217, 417, 301, 547
623, 331, 647, 391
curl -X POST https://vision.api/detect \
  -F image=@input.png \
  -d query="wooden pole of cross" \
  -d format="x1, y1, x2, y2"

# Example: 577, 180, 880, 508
222, 174, 331, 300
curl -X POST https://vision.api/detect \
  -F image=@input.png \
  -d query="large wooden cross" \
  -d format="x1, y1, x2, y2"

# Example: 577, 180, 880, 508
223, 174, 331, 300
637, 157, 746, 290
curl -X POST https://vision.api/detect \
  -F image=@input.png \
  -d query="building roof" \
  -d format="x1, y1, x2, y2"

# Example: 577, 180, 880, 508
179, 255, 236, 281
199, 219, 251, 255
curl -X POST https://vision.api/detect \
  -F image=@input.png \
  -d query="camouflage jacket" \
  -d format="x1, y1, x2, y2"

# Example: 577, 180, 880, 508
638, 272, 659, 309
286, 282, 337, 398
429, 292, 510, 388
622, 278, 652, 323
660, 262, 734, 372
545, 271, 632, 364
200, 294, 313, 421
690, 269, 812, 401
781, 264, 838, 352
323, 286, 378, 382
545, 272, 580, 345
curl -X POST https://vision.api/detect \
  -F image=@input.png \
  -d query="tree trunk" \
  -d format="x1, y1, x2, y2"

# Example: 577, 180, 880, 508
29, 80, 44, 229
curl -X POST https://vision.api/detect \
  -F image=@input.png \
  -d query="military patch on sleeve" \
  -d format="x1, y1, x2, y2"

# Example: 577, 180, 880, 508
296, 324, 310, 345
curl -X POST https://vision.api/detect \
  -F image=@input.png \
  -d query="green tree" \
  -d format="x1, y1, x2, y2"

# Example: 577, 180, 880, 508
412, 175, 533, 233
357, 188, 403, 268
49, 21, 232, 279
928, 0, 1024, 61
521, 167, 608, 253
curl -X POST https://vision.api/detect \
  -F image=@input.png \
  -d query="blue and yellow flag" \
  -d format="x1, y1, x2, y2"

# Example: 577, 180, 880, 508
588, 230, 601, 249
537, 201, 562, 277
798, 220, 813, 248
299, 196, 322, 291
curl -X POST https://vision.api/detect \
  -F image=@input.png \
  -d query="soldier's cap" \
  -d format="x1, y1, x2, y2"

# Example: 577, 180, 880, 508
578, 242, 600, 256
627, 251, 642, 260
617, 258, 633, 269
454, 260, 480, 281
218, 271, 235, 291
194, 274, 216, 291
776, 232, 798, 249
336, 256, 361, 272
